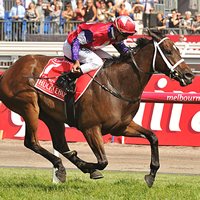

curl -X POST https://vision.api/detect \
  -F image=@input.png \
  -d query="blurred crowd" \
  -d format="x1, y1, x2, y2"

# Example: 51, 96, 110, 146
1, 0, 200, 41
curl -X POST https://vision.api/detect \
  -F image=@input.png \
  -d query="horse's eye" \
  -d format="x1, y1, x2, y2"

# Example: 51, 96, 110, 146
166, 50, 172, 55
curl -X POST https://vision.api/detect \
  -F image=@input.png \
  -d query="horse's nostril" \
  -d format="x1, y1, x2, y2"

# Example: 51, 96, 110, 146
184, 72, 194, 80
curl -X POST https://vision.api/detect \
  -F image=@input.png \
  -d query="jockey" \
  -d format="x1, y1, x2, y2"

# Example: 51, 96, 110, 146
57, 15, 137, 92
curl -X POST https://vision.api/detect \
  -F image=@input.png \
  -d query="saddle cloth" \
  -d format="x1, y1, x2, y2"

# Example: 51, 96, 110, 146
34, 57, 100, 102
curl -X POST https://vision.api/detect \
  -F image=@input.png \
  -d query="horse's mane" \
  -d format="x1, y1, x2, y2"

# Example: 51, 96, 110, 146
103, 30, 166, 68
103, 37, 150, 68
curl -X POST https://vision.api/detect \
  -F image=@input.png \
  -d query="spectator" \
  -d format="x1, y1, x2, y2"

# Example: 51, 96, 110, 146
140, 0, 158, 13
166, 9, 181, 28
144, 7, 154, 14
131, 4, 144, 18
154, 11, 166, 30
97, 0, 107, 22
36, 0, 47, 34
25, 2, 40, 34
57, 0, 63, 10
193, 13, 198, 23
131, 4, 143, 34
115, 2, 129, 16
164, 9, 181, 34
21, 0, 34, 9
94, 0, 101, 8
180, 11, 193, 35
84, 0, 97, 22
123, 0, 131, 12
104, 0, 115, 23
132, 0, 141, 6
191, 14, 200, 34
115, 0, 131, 15
62, 3, 73, 34
50, 3, 61, 34
74, 0, 85, 22
0, 0, 4, 41
48, 0, 57, 12
9, 0, 26, 41
175, 34, 187, 44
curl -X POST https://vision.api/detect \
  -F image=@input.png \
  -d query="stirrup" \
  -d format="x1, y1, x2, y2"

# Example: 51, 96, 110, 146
55, 73, 76, 93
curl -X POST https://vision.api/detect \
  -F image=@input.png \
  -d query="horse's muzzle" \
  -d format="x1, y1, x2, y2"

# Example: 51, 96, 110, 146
171, 69, 195, 86
179, 71, 195, 86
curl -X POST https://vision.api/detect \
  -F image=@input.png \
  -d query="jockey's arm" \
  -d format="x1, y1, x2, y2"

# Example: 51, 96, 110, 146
112, 42, 129, 54
71, 30, 93, 73
71, 38, 81, 72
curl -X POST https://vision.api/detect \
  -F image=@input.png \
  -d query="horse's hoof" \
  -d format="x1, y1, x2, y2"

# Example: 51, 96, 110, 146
90, 170, 104, 179
55, 170, 66, 183
144, 174, 155, 188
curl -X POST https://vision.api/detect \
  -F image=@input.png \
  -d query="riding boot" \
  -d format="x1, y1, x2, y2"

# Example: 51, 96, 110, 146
56, 71, 83, 93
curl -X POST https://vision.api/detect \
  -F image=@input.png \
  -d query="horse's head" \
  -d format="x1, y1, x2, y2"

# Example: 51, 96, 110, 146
148, 30, 194, 86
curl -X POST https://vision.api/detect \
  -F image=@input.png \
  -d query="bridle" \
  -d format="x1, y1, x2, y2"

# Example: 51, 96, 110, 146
130, 37, 185, 79
90, 37, 186, 103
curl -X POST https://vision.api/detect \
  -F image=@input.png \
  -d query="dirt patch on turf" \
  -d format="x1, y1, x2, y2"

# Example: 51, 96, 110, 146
0, 139, 199, 175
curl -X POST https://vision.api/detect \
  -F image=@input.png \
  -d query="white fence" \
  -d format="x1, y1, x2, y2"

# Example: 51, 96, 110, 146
0, 41, 200, 71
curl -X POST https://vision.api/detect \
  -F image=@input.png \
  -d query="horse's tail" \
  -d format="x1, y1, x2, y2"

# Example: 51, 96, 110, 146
0, 74, 7, 113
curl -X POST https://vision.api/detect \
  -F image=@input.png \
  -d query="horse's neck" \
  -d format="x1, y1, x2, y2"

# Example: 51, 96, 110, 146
104, 61, 151, 100
134, 43, 154, 90
99, 44, 154, 100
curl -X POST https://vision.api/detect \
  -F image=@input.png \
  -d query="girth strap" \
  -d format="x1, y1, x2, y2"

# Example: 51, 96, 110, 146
65, 92, 76, 127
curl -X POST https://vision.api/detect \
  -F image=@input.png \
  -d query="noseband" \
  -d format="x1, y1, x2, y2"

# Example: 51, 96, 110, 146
152, 37, 185, 76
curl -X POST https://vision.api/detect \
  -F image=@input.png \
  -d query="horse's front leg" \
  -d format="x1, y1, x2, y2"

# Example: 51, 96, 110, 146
117, 121, 160, 188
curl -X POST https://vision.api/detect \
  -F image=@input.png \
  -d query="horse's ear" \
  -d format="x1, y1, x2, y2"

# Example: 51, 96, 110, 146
148, 29, 160, 42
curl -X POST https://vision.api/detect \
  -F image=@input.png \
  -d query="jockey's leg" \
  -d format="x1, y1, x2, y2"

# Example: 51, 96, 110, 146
78, 48, 104, 73
79, 48, 113, 73
60, 42, 112, 91
63, 41, 112, 73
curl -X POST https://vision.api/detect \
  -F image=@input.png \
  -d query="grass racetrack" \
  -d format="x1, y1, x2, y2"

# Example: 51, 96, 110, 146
0, 168, 199, 200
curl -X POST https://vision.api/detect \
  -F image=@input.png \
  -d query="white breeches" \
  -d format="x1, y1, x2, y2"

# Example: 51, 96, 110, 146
63, 41, 112, 73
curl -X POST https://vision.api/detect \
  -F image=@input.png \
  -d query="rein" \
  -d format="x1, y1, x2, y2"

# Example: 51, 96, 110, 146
87, 73, 141, 103
23, 68, 141, 103
23, 73, 66, 79
130, 50, 154, 75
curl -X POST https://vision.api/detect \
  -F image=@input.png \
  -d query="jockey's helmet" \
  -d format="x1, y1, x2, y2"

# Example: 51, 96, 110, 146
113, 16, 137, 37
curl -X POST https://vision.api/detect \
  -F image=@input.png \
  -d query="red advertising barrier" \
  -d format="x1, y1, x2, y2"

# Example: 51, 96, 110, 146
141, 92, 200, 104
1, 70, 200, 146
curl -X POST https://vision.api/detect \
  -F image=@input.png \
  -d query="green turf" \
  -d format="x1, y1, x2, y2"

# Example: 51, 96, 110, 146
0, 168, 199, 200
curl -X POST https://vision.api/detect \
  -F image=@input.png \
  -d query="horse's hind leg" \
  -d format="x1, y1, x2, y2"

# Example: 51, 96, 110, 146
23, 105, 66, 183
119, 121, 160, 188
39, 110, 103, 179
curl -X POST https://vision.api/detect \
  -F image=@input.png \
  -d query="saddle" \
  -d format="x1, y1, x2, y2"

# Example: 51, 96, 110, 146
55, 56, 111, 127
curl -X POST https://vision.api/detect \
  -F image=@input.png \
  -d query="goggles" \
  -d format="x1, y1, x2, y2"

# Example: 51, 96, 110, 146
121, 32, 133, 37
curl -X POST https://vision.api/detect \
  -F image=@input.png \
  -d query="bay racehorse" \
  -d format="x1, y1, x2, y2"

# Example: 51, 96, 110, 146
0, 30, 194, 188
